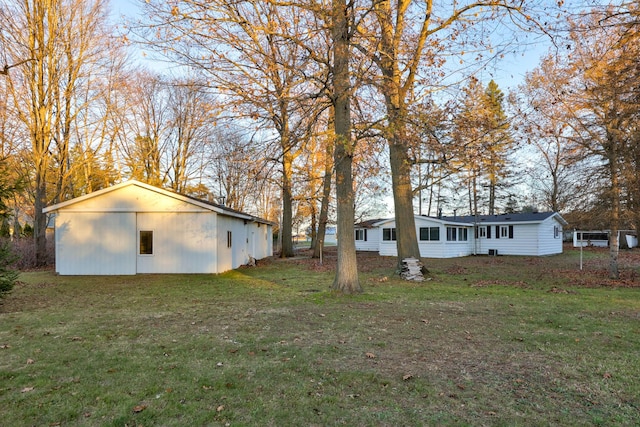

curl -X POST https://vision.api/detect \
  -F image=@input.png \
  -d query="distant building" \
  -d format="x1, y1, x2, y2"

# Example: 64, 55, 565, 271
355, 212, 568, 258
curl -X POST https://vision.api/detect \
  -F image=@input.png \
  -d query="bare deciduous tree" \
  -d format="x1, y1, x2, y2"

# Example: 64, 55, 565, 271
0, 0, 113, 265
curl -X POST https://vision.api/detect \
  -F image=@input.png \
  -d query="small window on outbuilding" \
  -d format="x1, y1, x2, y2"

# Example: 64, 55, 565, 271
139, 230, 153, 255
227, 231, 232, 248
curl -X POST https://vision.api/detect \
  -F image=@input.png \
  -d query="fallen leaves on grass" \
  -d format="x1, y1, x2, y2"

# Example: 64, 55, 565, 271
445, 265, 468, 275
132, 405, 147, 413
548, 287, 577, 294
471, 280, 530, 288
21, 387, 34, 393
365, 352, 376, 359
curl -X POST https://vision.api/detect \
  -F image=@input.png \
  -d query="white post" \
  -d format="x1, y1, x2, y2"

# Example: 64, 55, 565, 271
577, 229, 583, 271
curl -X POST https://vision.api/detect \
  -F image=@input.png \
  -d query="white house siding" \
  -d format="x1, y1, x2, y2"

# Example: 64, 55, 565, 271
417, 218, 474, 259
357, 212, 566, 259
377, 219, 397, 257
55, 212, 136, 275
354, 228, 380, 251
416, 240, 449, 258
442, 240, 475, 258
136, 212, 217, 273
375, 218, 474, 259
475, 223, 539, 256
537, 217, 563, 255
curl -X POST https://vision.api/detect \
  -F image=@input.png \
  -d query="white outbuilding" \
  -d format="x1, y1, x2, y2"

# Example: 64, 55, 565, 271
43, 180, 273, 275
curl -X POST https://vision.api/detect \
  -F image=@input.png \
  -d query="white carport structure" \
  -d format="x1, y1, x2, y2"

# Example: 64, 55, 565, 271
43, 180, 273, 275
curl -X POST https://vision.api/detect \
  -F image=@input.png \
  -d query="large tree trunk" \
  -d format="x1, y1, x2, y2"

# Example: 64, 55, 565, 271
309, 201, 318, 250
34, 167, 48, 266
374, 0, 421, 270
388, 139, 421, 269
608, 150, 620, 279
281, 147, 295, 257
488, 183, 496, 215
312, 153, 332, 259
331, 0, 360, 293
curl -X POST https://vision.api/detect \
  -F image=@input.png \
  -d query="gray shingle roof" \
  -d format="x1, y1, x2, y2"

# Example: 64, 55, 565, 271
441, 212, 562, 224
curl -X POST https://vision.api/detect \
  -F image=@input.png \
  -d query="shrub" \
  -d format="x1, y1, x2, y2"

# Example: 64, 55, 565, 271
22, 223, 33, 237
9, 237, 55, 269
0, 239, 19, 299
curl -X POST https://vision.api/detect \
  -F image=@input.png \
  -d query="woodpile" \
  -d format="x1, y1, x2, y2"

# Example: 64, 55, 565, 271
400, 257, 425, 281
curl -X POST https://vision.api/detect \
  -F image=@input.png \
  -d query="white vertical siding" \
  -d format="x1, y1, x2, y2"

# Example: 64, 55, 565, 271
246, 222, 273, 260
56, 212, 136, 275
47, 181, 275, 275
136, 212, 217, 273
266, 224, 273, 257
216, 215, 238, 273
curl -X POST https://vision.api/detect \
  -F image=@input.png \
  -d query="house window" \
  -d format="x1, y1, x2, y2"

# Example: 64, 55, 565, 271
446, 227, 468, 242
355, 229, 367, 241
446, 227, 457, 241
430, 227, 440, 241
419, 227, 440, 241
139, 230, 153, 255
227, 231, 232, 248
478, 226, 487, 238
554, 226, 560, 238
497, 225, 514, 239
382, 228, 396, 241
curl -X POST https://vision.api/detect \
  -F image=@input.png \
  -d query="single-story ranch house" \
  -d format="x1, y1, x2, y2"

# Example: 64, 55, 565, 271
355, 212, 568, 258
43, 180, 273, 275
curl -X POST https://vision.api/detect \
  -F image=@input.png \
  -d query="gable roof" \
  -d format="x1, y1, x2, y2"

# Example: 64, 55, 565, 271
43, 180, 273, 225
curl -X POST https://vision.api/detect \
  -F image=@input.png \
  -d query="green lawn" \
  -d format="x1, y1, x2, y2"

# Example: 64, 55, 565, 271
1, 248, 639, 426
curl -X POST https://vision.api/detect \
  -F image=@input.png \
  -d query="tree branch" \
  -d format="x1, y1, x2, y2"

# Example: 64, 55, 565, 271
0, 59, 35, 75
